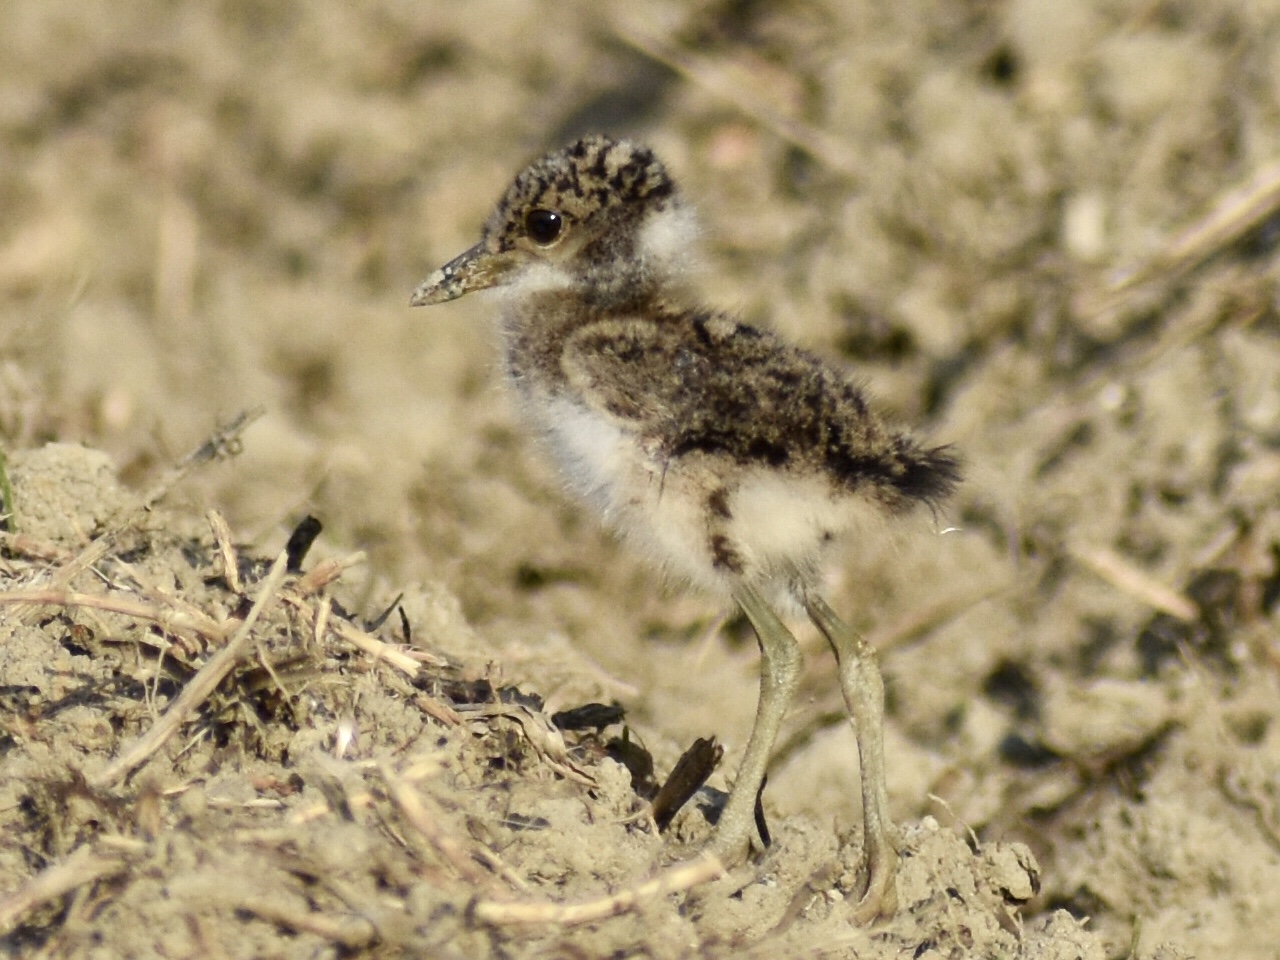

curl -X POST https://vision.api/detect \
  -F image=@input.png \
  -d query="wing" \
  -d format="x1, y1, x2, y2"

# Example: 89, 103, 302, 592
561, 311, 831, 454
560, 316, 703, 432
562, 311, 959, 510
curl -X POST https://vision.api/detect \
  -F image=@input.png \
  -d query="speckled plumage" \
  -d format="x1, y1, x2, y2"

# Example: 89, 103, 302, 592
413, 135, 958, 599
412, 135, 961, 918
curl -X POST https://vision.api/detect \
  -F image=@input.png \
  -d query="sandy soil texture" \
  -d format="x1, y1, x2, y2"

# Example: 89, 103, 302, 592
3, 1, 1280, 957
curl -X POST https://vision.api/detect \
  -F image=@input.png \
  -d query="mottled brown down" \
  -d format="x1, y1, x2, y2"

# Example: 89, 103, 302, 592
412, 134, 960, 917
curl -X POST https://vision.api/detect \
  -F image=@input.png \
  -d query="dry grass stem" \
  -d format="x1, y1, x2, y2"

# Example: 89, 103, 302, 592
0, 846, 130, 935
312, 594, 331, 652
207, 509, 242, 594
380, 763, 494, 886
414, 693, 462, 727
868, 583, 1009, 654
1112, 158, 1280, 294
235, 897, 376, 949
0, 587, 227, 642
1084, 159, 1280, 334
89, 550, 290, 789
1069, 544, 1198, 621
124, 563, 238, 650
470, 854, 724, 927
15, 408, 263, 624
325, 612, 428, 676
296, 552, 366, 596
0, 530, 71, 564
454, 703, 596, 786
612, 19, 860, 179
1220, 765, 1280, 853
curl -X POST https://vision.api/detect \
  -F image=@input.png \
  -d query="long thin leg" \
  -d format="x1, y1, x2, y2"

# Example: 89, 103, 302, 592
804, 591, 898, 921
709, 583, 803, 866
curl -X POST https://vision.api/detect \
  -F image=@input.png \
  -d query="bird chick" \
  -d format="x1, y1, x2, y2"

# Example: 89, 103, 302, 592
412, 135, 959, 920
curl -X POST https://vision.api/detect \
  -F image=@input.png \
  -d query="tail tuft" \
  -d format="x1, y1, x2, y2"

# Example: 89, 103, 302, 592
894, 443, 961, 508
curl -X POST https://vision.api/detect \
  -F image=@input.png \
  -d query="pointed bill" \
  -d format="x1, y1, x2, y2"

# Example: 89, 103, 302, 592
410, 243, 516, 307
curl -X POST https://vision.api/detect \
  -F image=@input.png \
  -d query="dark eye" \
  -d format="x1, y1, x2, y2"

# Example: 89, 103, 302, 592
524, 209, 563, 245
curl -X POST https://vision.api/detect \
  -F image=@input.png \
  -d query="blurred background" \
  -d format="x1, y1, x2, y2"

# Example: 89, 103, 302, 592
3, 1, 1280, 954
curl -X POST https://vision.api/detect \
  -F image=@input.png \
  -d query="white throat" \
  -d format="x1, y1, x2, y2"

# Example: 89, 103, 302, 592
497, 261, 576, 302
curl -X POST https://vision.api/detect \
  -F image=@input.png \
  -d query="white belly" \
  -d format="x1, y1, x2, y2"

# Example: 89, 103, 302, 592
527, 392, 873, 597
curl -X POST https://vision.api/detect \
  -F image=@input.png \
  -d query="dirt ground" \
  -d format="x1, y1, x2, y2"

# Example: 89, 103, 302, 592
3, 1, 1280, 957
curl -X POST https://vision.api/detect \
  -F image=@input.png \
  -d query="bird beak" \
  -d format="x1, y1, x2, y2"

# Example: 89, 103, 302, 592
410, 243, 516, 306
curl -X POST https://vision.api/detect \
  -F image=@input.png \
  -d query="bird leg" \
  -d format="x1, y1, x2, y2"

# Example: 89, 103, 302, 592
709, 582, 802, 866
803, 590, 899, 922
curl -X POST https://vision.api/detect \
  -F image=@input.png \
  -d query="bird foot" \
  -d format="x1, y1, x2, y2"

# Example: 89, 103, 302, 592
850, 841, 899, 923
